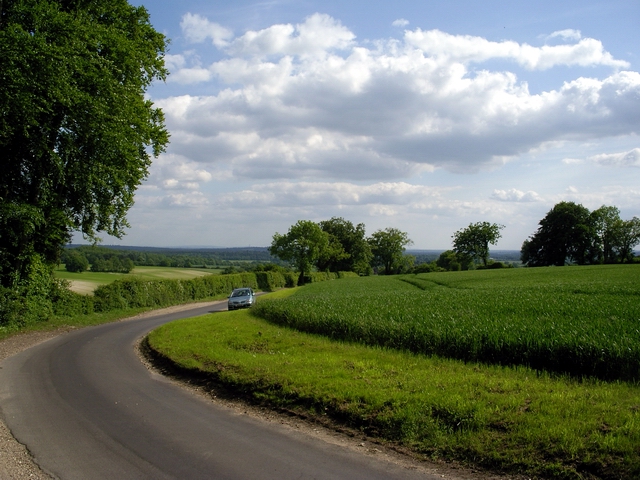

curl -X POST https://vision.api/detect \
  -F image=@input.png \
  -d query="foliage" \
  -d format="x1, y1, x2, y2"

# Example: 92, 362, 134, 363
436, 249, 472, 271
317, 217, 373, 275
0, 0, 169, 289
254, 265, 640, 381
520, 202, 640, 266
0, 255, 59, 327
66, 245, 279, 269
148, 305, 640, 480
90, 256, 134, 273
269, 220, 332, 284
62, 249, 88, 273
452, 222, 504, 266
367, 228, 413, 274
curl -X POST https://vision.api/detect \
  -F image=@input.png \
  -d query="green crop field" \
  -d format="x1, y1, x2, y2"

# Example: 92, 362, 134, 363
55, 266, 220, 294
255, 265, 640, 381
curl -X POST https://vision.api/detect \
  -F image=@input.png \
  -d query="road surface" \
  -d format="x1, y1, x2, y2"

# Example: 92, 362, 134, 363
0, 303, 440, 479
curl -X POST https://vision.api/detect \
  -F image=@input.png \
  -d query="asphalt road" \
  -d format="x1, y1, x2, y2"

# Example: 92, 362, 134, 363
0, 303, 439, 480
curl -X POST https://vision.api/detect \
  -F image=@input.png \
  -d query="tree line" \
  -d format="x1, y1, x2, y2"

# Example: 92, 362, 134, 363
268, 218, 509, 284
521, 202, 640, 266
60, 245, 279, 273
268, 205, 639, 282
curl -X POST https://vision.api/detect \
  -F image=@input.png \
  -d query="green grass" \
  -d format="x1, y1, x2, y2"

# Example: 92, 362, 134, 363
147, 303, 640, 479
55, 266, 220, 294
254, 265, 640, 381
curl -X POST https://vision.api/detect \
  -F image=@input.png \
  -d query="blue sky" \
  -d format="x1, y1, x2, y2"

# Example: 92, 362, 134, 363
90, 0, 640, 250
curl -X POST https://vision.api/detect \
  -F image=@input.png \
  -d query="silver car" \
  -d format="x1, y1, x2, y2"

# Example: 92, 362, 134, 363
227, 288, 255, 310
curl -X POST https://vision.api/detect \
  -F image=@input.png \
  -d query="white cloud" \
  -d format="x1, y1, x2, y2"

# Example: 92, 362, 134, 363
180, 13, 233, 47
392, 19, 409, 28
404, 29, 629, 70
159, 22, 640, 180
545, 29, 582, 42
225, 13, 355, 57
216, 181, 449, 209
146, 154, 213, 191
168, 67, 212, 84
492, 189, 542, 202
589, 148, 640, 167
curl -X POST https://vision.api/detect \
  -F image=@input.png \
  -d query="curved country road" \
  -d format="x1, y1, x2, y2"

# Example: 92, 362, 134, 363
0, 303, 443, 480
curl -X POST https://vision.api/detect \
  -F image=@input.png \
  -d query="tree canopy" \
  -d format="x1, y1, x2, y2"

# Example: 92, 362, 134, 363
452, 222, 504, 266
317, 217, 372, 275
0, 0, 169, 289
521, 202, 640, 266
368, 228, 413, 275
269, 220, 332, 284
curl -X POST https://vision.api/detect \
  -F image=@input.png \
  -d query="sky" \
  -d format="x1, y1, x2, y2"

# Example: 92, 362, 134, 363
83, 0, 640, 250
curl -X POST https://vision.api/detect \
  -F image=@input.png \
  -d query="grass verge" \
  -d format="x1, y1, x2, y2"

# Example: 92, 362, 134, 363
146, 298, 640, 480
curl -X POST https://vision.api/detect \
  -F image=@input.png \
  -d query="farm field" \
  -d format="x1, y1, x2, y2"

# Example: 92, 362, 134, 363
55, 266, 220, 294
256, 264, 640, 381
147, 265, 640, 479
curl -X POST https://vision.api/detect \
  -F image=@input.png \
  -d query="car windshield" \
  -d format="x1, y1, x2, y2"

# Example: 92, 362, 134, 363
231, 290, 250, 297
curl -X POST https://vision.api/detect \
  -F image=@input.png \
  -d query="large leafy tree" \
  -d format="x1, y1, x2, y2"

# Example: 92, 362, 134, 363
367, 228, 413, 275
613, 217, 640, 263
317, 217, 372, 275
452, 221, 504, 267
269, 220, 333, 285
0, 0, 169, 288
591, 205, 623, 263
521, 202, 595, 266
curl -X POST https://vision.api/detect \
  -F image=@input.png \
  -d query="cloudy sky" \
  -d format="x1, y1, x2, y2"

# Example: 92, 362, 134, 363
90, 0, 640, 250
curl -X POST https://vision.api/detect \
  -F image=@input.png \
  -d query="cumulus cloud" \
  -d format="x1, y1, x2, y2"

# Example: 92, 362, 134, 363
180, 13, 233, 47
404, 29, 629, 70
392, 19, 409, 27
158, 13, 639, 184
147, 154, 213, 191
492, 189, 542, 202
224, 13, 355, 57
589, 148, 640, 167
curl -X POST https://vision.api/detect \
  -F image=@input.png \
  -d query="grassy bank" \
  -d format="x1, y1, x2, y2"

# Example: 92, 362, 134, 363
147, 267, 640, 479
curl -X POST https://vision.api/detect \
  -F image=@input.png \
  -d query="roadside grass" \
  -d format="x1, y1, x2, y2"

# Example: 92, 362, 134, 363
0, 308, 149, 341
54, 266, 220, 294
147, 304, 640, 479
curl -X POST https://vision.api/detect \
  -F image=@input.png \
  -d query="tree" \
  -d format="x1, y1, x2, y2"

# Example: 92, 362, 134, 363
0, 0, 169, 289
452, 222, 504, 267
436, 250, 473, 271
590, 205, 622, 263
317, 217, 372, 275
367, 228, 413, 275
521, 202, 595, 266
63, 250, 88, 273
613, 217, 640, 263
269, 220, 333, 285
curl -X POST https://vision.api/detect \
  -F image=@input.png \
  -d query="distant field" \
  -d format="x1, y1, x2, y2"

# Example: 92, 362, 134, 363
55, 266, 220, 294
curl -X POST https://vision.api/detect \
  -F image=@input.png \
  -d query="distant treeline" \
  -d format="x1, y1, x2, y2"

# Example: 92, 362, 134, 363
62, 245, 280, 272
62, 245, 524, 274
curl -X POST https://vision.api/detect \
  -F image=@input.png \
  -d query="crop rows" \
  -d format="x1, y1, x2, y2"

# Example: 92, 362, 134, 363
254, 266, 640, 381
